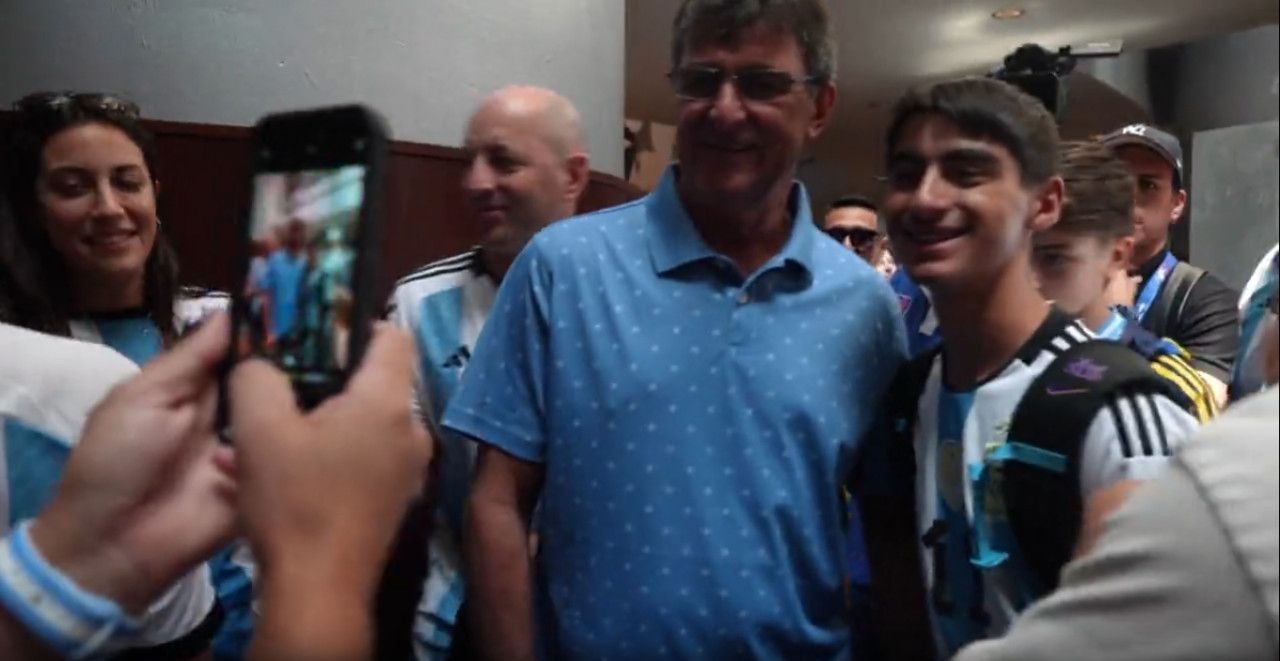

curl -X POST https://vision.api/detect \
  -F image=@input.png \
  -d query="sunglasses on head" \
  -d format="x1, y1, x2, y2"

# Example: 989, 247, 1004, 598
668, 66, 819, 102
825, 227, 881, 248
13, 91, 141, 119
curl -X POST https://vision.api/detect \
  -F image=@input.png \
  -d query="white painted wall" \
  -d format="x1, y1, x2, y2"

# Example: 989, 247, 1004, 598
0, 0, 627, 175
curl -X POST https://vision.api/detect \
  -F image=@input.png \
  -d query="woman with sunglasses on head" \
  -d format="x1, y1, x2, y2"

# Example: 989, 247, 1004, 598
2, 92, 228, 359
1, 92, 242, 660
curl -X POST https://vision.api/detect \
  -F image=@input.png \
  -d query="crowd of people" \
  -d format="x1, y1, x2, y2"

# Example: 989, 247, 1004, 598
1, 1, 1277, 660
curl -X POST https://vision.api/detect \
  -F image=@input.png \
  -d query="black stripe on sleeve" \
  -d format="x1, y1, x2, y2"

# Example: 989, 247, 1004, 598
1123, 395, 1155, 457
1139, 393, 1171, 456
1107, 398, 1135, 459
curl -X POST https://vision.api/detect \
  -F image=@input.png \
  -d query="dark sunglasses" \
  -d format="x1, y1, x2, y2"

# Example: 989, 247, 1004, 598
668, 66, 819, 102
13, 91, 141, 119
825, 227, 881, 248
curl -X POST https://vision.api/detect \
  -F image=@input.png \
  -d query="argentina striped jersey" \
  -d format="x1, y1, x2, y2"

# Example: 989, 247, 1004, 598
386, 248, 496, 661
911, 311, 1200, 655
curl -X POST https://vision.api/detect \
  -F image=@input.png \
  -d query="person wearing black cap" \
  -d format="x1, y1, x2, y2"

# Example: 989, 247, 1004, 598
1102, 123, 1239, 405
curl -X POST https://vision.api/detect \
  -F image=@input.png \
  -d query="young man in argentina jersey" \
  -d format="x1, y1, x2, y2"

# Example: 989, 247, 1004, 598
855, 78, 1201, 660
1, 321, 222, 657
384, 85, 588, 661
1031, 140, 1218, 422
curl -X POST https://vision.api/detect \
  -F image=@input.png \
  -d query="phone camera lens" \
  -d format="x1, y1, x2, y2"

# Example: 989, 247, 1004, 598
354, 138, 366, 151
305, 144, 318, 155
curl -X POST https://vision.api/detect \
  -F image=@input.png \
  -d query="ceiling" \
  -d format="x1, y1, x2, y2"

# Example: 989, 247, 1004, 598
624, 0, 1279, 203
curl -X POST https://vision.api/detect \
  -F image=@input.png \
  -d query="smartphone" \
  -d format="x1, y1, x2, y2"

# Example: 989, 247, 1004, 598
228, 105, 388, 410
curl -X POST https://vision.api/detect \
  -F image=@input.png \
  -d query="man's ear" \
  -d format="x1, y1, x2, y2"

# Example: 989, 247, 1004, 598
564, 153, 590, 204
807, 82, 837, 140
1029, 176, 1064, 232
1111, 236, 1135, 273
1171, 188, 1187, 223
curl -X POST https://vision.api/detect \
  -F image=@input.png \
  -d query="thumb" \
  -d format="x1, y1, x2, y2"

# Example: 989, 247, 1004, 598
135, 313, 231, 399
345, 323, 416, 402
228, 357, 301, 444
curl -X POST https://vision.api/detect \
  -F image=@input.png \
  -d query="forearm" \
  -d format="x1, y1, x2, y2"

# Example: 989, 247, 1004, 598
464, 500, 536, 661
250, 568, 374, 661
1073, 481, 1140, 558
0, 609, 59, 660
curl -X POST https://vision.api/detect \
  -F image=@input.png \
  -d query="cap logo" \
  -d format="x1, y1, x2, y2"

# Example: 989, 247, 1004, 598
1121, 124, 1147, 137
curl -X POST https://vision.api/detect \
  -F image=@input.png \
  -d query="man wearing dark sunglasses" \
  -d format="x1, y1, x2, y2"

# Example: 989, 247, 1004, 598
450, 2, 906, 661
822, 194, 889, 267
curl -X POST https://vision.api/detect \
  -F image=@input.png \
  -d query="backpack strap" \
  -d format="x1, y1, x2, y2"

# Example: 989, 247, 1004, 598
1119, 321, 1201, 416
998, 340, 1178, 595
1143, 260, 1205, 337
886, 347, 942, 479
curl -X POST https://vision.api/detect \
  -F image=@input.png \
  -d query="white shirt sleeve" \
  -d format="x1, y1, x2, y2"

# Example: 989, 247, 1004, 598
132, 564, 218, 646
1077, 392, 1200, 498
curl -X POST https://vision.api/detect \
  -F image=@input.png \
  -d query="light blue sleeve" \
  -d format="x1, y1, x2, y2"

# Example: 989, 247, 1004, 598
441, 240, 553, 463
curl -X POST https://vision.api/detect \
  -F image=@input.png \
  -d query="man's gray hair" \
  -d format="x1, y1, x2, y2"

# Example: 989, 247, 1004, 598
670, 0, 837, 83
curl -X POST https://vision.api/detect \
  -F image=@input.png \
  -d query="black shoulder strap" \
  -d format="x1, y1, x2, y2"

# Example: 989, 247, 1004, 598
887, 347, 941, 476
1144, 261, 1205, 337
1001, 340, 1178, 595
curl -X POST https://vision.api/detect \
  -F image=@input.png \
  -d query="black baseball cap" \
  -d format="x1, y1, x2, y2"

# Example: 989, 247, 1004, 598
1102, 123, 1185, 190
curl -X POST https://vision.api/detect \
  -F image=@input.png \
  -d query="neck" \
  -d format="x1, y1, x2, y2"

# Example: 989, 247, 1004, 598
74, 275, 145, 314
678, 182, 793, 275
931, 257, 1049, 389
1131, 238, 1168, 270
1080, 298, 1113, 332
480, 250, 514, 284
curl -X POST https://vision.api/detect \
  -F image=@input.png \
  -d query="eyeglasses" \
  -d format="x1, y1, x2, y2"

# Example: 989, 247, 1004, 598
668, 66, 820, 102
825, 227, 881, 249
13, 91, 141, 119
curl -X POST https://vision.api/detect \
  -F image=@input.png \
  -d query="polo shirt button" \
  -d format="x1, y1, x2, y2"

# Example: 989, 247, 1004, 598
737, 291, 751, 305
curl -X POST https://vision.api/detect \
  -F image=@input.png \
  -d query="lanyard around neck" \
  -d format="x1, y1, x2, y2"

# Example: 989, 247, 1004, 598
1096, 310, 1127, 340
1133, 252, 1178, 323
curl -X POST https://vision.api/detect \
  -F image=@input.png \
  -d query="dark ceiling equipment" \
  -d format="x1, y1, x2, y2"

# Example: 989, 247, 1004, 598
991, 40, 1122, 122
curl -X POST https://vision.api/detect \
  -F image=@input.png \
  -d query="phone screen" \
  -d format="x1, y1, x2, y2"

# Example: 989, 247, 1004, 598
237, 164, 365, 381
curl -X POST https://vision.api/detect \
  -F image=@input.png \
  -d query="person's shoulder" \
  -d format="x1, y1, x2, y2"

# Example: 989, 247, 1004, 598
1184, 267, 1239, 310
391, 249, 482, 299
537, 198, 650, 250
0, 322, 137, 440
1180, 389, 1278, 479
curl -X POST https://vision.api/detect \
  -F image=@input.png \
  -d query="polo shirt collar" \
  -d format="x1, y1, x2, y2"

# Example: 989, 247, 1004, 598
645, 165, 819, 276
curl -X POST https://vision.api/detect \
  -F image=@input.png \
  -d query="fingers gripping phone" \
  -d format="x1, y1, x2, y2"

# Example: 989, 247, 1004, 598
228, 105, 388, 411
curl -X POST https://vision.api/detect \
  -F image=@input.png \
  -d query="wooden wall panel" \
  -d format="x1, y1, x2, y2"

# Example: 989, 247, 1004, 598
143, 120, 643, 301
2, 114, 642, 302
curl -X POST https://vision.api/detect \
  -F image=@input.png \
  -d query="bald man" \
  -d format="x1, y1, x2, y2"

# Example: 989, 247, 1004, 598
385, 85, 588, 661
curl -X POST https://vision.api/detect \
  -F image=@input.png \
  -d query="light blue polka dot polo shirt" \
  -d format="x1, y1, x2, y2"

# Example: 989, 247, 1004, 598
443, 166, 907, 660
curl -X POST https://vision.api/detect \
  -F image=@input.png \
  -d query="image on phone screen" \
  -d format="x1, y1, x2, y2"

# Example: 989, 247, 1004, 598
237, 165, 364, 381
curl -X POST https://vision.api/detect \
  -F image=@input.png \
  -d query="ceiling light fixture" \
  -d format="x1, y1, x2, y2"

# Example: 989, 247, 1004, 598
992, 8, 1026, 20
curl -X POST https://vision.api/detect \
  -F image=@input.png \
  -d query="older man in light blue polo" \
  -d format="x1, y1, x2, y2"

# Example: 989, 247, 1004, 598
444, 1, 906, 660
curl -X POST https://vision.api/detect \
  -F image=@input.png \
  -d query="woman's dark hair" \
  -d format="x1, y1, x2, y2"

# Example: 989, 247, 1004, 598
1, 92, 181, 342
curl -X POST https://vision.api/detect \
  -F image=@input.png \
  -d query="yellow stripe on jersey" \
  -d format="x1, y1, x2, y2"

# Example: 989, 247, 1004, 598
1150, 353, 1218, 422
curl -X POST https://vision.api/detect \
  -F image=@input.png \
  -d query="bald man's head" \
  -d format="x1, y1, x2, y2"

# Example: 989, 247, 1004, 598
462, 86, 591, 269
473, 85, 586, 157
